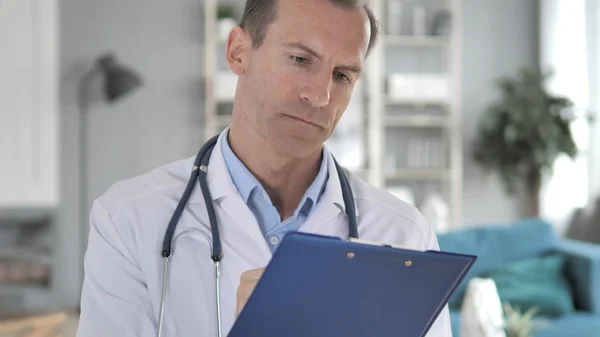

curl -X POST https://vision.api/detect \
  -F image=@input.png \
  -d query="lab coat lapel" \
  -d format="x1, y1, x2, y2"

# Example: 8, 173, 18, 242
218, 196, 272, 264
298, 148, 359, 239
205, 130, 272, 264
185, 130, 359, 262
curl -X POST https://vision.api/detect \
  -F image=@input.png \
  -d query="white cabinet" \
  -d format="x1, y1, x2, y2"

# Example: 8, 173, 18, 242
0, 0, 59, 209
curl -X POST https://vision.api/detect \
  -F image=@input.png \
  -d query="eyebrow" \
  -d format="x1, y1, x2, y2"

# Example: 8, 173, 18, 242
283, 41, 363, 74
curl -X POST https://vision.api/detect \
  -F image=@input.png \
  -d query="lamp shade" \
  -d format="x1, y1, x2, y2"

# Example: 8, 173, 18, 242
97, 53, 142, 102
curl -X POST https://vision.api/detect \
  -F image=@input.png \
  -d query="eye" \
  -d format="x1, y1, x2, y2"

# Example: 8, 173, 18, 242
334, 71, 351, 83
291, 56, 308, 64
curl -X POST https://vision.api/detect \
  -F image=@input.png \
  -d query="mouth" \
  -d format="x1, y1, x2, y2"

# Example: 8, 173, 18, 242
284, 114, 322, 128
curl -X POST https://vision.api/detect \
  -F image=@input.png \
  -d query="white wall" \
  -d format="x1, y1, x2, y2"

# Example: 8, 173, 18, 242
57, 0, 206, 308
460, 0, 540, 227
538, 0, 590, 235
538, 0, 600, 237
588, 0, 600, 200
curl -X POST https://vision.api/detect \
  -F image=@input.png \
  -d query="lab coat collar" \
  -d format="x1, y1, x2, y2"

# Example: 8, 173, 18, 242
205, 128, 240, 201
188, 127, 359, 217
320, 145, 360, 217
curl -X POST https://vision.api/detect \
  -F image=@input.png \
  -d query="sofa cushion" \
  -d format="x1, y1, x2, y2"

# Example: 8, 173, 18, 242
485, 254, 575, 318
451, 311, 600, 337
534, 312, 600, 337
438, 219, 558, 309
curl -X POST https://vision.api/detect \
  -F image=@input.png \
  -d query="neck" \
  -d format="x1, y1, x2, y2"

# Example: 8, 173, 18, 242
227, 123, 322, 220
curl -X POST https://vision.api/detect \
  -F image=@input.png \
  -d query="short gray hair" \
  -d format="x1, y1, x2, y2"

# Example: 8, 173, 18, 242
239, 0, 380, 58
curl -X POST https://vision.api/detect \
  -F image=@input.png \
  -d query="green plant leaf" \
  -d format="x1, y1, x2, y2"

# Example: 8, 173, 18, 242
503, 302, 545, 337
217, 5, 236, 19
472, 67, 578, 197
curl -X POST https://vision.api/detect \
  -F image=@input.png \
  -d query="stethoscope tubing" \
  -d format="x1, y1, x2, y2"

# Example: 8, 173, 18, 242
157, 134, 358, 337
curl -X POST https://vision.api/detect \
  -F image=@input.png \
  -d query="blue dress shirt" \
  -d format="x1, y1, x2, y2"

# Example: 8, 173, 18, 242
221, 130, 329, 252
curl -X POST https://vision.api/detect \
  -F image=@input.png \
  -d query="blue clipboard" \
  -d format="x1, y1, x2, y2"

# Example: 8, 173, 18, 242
228, 232, 476, 337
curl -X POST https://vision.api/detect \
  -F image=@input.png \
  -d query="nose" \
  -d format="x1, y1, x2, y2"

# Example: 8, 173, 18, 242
300, 72, 332, 107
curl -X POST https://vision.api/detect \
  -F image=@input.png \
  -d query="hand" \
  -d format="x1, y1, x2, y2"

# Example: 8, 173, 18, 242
236, 267, 264, 317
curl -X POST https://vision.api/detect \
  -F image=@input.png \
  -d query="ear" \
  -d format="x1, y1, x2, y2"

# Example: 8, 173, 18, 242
226, 26, 250, 76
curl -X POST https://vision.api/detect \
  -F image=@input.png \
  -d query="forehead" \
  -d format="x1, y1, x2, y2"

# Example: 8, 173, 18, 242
268, 0, 371, 60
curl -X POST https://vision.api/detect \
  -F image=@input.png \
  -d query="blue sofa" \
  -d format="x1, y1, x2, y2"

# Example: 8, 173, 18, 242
437, 219, 600, 337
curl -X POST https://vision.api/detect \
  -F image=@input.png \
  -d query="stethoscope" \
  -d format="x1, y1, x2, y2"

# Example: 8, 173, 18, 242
156, 133, 359, 337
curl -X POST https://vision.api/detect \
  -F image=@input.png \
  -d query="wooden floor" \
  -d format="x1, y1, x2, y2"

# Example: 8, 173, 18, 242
62, 314, 79, 337
0, 312, 79, 337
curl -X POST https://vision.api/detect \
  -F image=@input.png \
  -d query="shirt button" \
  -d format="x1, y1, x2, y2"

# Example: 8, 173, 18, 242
262, 191, 268, 200
269, 236, 279, 245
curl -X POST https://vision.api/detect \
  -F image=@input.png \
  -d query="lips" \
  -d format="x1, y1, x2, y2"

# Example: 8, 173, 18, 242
284, 114, 323, 128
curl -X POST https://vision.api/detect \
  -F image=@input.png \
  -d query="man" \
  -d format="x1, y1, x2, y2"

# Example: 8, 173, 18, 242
76, 0, 453, 336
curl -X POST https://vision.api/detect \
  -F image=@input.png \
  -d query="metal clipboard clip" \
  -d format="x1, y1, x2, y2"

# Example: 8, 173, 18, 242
348, 238, 417, 251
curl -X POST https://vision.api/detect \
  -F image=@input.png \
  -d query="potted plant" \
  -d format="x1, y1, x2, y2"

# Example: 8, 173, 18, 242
503, 302, 546, 337
472, 67, 579, 217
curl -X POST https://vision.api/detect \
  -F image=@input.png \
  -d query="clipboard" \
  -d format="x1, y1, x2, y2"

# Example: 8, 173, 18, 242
228, 232, 476, 337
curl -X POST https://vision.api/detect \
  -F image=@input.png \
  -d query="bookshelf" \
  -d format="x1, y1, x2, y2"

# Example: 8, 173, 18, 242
202, 0, 463, 230
365, 0, 463, 230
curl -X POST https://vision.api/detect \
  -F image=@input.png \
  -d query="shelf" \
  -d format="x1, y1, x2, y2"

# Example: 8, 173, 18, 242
215, 97, 234, 104
0, 208, 54, 226
385, 115, 450, 128
384, 35, 450, 47
215, 71, 237, 104
386, 169, 451, 181
216, 114, 232, 127
0, 247, 52, 265
386, 96, 449, 106
0, 284, 49, 297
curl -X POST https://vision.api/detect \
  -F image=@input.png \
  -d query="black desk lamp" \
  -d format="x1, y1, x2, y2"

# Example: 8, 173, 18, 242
77, 53, 142, 278
79, 53, 142, 108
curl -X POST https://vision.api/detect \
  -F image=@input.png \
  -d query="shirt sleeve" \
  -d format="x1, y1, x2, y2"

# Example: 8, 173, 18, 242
76, 199, 156, 337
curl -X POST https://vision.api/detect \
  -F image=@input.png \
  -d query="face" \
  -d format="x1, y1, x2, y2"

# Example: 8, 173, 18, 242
226, 0, 371, 158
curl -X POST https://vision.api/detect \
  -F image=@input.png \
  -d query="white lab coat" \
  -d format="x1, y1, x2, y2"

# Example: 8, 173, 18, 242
76, 129, 453, 337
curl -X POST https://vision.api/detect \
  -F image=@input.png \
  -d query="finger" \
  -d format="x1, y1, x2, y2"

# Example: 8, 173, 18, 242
236, 282, 258, 316
237, 280, 258, 296
240, 267, 265, 281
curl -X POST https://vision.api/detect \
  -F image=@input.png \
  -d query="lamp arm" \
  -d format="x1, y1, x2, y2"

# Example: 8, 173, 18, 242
78, 66, 100, 116
77, 65, 100, 278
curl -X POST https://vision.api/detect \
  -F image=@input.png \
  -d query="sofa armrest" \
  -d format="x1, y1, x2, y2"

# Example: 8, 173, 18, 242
557, 239, 600, 315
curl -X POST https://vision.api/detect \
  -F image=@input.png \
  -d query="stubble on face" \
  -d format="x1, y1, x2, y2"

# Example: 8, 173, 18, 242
235, 0, 371, 160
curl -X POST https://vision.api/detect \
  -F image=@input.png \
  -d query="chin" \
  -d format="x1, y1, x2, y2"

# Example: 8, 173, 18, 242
268, 128, 324, 158
258, 114, 327, 157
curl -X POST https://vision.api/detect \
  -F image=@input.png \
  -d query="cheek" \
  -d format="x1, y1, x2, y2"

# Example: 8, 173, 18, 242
257, 62, 294, 93
324, 89, 353, 132
332, 109, 344, 129
331, 88, 353, 116
324, 111, 343, 138
273, 73, 303, 103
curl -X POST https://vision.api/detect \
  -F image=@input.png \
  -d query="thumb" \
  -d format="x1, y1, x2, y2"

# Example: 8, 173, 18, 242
240, 267, 265, 281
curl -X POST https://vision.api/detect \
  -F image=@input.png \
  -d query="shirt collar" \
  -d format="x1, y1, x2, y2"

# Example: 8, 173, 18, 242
194, 128, 359, 217
220, 129, 259, 203
298, 149, 329, 214
220, 128, 329, 214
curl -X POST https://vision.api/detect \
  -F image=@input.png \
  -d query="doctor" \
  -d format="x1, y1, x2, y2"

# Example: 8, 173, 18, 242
76, 0, 452, 336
